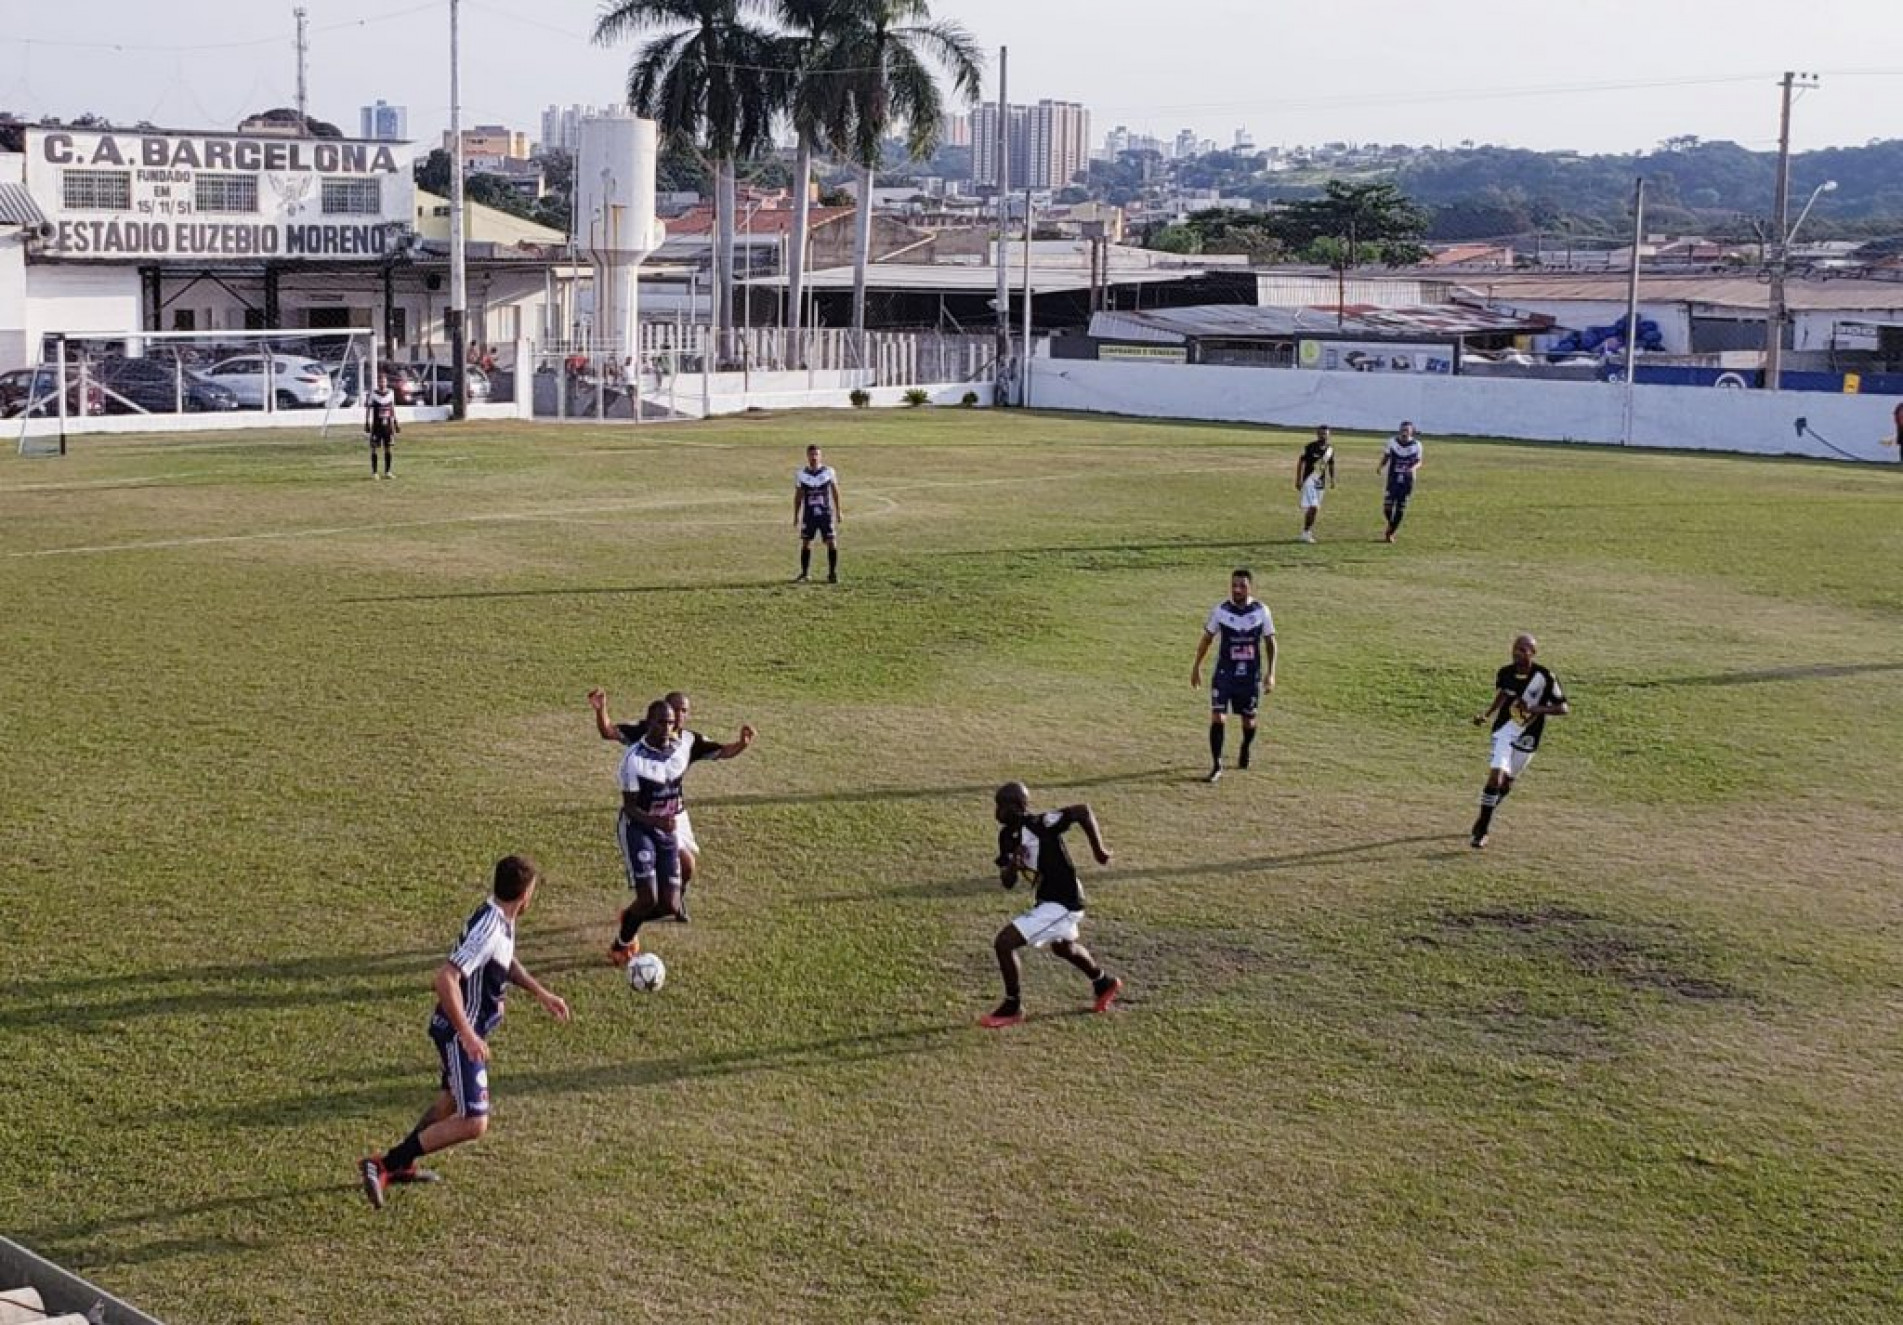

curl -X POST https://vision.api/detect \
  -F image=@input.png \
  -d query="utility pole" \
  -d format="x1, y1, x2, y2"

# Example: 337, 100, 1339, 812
448, 0, 468, 420
994, 46, 1010, 381
1621, 176, 1645, 445
294, 7, 309, 126
1765, 71, 1819, 393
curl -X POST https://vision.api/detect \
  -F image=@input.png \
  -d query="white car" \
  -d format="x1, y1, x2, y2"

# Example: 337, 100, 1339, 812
203, 354, 336, 409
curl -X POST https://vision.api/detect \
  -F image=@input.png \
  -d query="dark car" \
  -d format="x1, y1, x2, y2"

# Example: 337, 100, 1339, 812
329, 360, 424, 407
0, 365, 107, 418
406, 362, 492, 406
93, 357, 243, 414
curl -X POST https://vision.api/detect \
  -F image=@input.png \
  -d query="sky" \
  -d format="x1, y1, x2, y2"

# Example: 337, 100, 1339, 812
2, 0, 1900, 159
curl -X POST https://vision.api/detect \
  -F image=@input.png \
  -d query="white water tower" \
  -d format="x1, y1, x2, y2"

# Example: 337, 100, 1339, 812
573, 111, 663, 356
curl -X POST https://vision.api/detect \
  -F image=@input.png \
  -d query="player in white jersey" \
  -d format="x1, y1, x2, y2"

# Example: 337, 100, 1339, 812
359, 855, 569, 1209
1190, 568, 1277, 783
1375, 421, 1424, 543
794, 444, 843, 582
1469, 634, 1570, 848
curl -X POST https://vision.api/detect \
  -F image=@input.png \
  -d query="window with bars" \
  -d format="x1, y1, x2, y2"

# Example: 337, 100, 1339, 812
321, 178, 382, 215
194, 173, 258, 214
62, 170, 131, 211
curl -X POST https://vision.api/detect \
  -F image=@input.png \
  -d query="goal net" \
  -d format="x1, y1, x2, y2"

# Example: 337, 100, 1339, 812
14, 327, 379, 456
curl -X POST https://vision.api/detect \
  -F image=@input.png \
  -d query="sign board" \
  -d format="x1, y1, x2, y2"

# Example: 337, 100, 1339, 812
23, 128, 412, 262
1099, 343, 1188, 364
1298, 339, 1455, 374
1833, 322, 1883, 353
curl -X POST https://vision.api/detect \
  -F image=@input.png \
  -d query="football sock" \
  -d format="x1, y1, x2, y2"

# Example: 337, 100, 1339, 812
1208, 722, 1225, 765
1240, 726, 1258, 767
827, 546, 838, 577
1472, 784, 1507, 837
615, 906, 646, 946
370, 452, 379, 475
384, 1128, 426, 1173
799, 546, 811, 576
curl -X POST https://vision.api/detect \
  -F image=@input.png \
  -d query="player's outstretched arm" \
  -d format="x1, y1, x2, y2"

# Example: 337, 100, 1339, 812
714, 724, 757, 759
587, 688, 620, 742
1191, 631, 1215, 687
1064, 804, 1113, 866
507, 959, 571, 1022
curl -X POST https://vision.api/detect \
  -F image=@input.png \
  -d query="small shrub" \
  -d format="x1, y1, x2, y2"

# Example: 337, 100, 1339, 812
848, 388, 872, 409
902, 388, 930, 408
960, 390, 980, 408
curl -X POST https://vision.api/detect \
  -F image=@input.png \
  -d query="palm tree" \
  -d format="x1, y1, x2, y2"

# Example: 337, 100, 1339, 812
770, 0, 851, 364
823, 1, 982, 343
593, 0, 778, 359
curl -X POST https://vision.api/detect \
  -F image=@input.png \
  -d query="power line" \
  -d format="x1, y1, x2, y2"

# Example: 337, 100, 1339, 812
0, 3, 441, 55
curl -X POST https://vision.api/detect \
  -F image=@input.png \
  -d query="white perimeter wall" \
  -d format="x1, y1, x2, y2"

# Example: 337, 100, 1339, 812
1026, 359, 1900, 463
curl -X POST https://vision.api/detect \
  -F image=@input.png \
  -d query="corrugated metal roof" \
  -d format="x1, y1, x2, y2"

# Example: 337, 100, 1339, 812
1451, 273, 1903, 312
1089, 303, 1547, 343
0, 182, 48, 228
749, 264, 1199, 294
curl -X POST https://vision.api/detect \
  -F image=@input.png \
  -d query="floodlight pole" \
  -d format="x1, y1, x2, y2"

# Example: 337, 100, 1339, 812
1620, 176, 1645, 446
448, 0, 469, 420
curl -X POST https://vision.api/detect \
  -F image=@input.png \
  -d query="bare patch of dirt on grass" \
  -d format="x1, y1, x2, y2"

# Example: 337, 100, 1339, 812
1431, 905, 1746, 1003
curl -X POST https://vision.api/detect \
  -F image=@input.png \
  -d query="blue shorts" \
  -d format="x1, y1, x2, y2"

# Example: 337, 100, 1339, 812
1210, 674, 1261, 717
431, 1023, 491, 1118
1385, 477, 1415, 504
618, 814, 682, 890
802, 510, 836, 542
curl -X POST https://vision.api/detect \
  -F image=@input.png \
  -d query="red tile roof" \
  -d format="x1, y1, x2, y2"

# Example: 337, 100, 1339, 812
665, 206, 856, 237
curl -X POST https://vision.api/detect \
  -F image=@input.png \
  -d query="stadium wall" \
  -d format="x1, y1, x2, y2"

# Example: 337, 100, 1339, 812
1026, 359, 1899, 463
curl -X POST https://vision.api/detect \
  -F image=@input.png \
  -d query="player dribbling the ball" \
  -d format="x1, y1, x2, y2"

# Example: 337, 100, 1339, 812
980, 782, 1122, 1028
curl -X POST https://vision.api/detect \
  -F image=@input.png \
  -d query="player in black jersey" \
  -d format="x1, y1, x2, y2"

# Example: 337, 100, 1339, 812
980, 782, 1122, 1028
364, 375, 399, 479
1295, 425, 1336, 542
359, 855, 569, 1209
1469, 634, 1570, 848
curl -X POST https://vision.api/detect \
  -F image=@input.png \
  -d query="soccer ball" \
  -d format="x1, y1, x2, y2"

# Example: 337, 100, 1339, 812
626, 951, 666, 992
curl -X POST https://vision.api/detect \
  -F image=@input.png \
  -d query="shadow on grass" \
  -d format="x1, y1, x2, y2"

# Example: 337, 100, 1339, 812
198, 1019, 983, 1132
18, 1184, 341, 1269
0, 929, 591, 1029
808, 833, 1470, 905
1599, 661, 1903, 690
692, 764, 1182, 811
339, 579, 787, 604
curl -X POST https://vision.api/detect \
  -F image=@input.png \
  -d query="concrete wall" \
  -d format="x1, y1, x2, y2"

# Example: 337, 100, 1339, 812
1025, 359, 1899, 463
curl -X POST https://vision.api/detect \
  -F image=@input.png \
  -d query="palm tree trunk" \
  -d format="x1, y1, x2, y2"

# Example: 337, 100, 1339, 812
787, 138, 812, 367
715, 157, 737, 365
851, 162, 874, 361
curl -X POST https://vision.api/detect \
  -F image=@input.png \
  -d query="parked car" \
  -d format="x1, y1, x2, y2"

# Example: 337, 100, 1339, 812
93, 357, 243, 414
0, 365, 107, 418
406, 362, 492, 406
328, 360, 424, 408
202, 353, 336, 409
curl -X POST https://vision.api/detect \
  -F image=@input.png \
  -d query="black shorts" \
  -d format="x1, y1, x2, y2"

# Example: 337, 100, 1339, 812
368, 425, 395, 445
802, 511, 836, 542
1209, 674, 1261, 717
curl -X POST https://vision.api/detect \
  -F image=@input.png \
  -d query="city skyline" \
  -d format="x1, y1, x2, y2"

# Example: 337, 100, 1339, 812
2, 1, 1899, 159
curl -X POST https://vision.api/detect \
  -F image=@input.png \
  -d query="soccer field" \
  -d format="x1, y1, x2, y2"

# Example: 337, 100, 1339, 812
2, 411, 1900, 1324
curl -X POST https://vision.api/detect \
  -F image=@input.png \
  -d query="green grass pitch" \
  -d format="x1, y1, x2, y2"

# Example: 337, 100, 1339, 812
1, 410, 1900, 1323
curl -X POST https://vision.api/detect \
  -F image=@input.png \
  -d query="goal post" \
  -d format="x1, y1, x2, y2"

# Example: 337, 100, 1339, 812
13, 327, 380, 455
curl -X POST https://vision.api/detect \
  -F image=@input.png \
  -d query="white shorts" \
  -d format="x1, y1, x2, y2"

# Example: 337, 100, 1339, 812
1300, 477, 1325, 509
676, 810, 700, 857
1011, 901, 1085, 948
1488, 724, 1535, 779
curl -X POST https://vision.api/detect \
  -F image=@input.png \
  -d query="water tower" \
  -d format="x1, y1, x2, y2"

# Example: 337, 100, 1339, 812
573, 111, 663, 358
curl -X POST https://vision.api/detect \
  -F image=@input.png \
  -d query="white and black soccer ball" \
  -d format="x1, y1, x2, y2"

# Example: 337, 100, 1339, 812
626, 951, 667, 992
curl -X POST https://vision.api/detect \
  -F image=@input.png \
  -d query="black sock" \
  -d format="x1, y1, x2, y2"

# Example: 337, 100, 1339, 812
1472, 784, 1507, 837
1208, 722, 1225, 765
615, 906, 645, 946
384, 1126, 426, 1173
1092, 970, 1115, 992
1390, 501, 1405, 531
1240, 726, 1258, 766
827, 546, 838, 576
370, 452, 379, 474
799, 546, 811, 575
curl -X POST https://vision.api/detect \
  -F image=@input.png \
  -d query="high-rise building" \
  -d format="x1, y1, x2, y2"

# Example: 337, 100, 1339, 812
974, 99, 1091, 189
360, 100, 407, 142
446, 125, 532, 165
538, 104, 612, 157
940, 112, 972, 148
